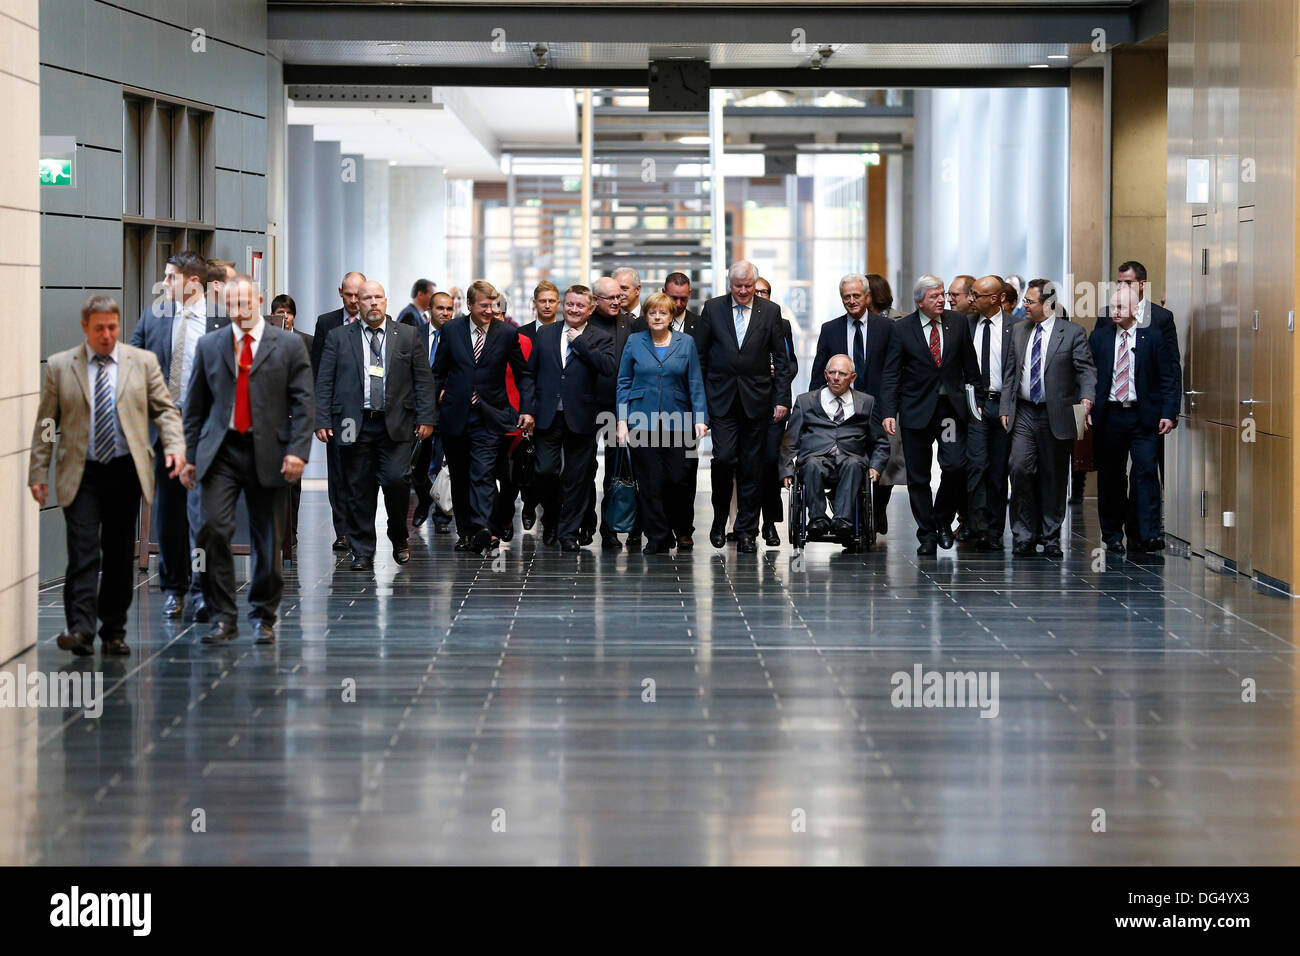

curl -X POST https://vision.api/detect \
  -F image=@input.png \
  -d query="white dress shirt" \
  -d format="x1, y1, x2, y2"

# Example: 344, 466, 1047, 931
228, 317, 265, 429
730, 297, 752, 343
820, 387, 850, 422
84, 343, 126, 460
171, 296, 207, 404
1018, 317, 1057, 402
1109, 324, 1138, 402
919, 312, 944, 357
975, 311, 1004, 393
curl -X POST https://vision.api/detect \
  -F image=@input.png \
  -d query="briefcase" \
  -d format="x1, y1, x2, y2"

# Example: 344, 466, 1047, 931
605, 446, 639, 533
511, 437, 537, 488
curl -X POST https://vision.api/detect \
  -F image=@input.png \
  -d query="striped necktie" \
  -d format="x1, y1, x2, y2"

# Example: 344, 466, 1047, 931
91, 354, 117, 462
1029, 324, 1044, 402
1115, 329, 1131, 401
471, 325, 485, 404
734, 303, 747, 347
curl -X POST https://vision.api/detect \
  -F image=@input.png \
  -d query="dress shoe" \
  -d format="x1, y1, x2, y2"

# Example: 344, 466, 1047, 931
412, 500, 432, 527
543, 529, 559, 547
917, 540, 938, 556
56, 631, 94, 657
1042, 543, 1064, 559
192, 596, 211, 622
725, 531, 737, 542
643, 540, 668, 555
709, 527, 726, 549
956, 524, 973, 542
831, 517, 854, 539
806, 516, 832, 538
332, 536, 351, 552
162, 594, 184, 619
393, 546, 411, 564
500, 525, 515, 543
938, 528, 956, 550
434, 521, 453, 535
1144, 537, 1166, 552
255, 622, 276, 645
977, 536, 1004, 552
1105, 539, 1126, 555
201, 621, 239, 644
762, 523, 780, 547
737, 535, 757, 554
601, 534, 623, 551
626, 535, 642, 552
349, 554, 375, 571
677, 536, 693, 552
561, 538, 581, 552
522, 506, 536, 531
471, 528, 494, 553
101, 637, 131, 656
578, 528, 594, 546
1012, 543, 1037, 556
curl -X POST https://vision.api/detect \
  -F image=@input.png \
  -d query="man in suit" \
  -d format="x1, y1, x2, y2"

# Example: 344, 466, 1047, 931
809, 273, 895, 534
1095, 259, 1181, 545
30, 295, 186, 656
947, 275, 977, 318
964, 275, 1015, 551
315, 280, 435, 571
613, 267, 643, 317
1000, 279, 1097, 558
412, 291, 456, 533
311, 270, 366, 553
269, 294, 313, 559
432, 279, 536, 554
754, 276, 798, 547
1089, 285, 1179, 554
588, 275, 640, 549
181, 275, 314, 645
780, 354, 890, 537
515, 280, 561, 531
531, 285, 615, 550
880, 274, 981, 556
129, 250, 228, 621
396, 278, 434, 328
694, 259, 793, 553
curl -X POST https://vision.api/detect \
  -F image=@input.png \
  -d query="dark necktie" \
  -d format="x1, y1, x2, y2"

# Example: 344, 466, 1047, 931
852, 319, 866, 390
368, 326, 385, 411
832, 396, 845, 424
1029, 324, 1044, 403
980, 318, 991, 391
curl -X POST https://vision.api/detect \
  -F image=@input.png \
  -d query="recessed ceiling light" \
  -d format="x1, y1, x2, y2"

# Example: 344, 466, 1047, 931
1029, 64, 1049, 69
679, 136, 710, 145
1048, 54, 1069, 60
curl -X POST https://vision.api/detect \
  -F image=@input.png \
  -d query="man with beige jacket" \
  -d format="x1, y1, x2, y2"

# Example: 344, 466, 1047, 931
29, 295, 185, 656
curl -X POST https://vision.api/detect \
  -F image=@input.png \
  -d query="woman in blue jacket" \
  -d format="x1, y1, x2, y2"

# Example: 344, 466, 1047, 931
616, 292, 709, 554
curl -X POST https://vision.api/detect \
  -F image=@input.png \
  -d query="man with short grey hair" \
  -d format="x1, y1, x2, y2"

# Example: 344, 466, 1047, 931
612, 267, 643, 316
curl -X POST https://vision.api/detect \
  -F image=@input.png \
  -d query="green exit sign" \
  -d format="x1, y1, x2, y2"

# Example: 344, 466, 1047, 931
39, 158, 73, 186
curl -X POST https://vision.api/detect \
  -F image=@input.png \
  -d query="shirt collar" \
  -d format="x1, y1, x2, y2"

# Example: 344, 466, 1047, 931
181, 295, 207, 318
85, 343, 120, 364
567, 320, 588, 335
472, 316, 492, 334
231, 315, 265, 342
731, 297, 750, 313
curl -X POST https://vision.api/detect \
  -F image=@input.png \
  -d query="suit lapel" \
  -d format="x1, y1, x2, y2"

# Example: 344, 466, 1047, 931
251, 326, 277, 375
1044, 319, 1068, 365
807, 392, 832, 424
220, 327, 236, 378
72, 348, 91, 406
115, 347, 136, 402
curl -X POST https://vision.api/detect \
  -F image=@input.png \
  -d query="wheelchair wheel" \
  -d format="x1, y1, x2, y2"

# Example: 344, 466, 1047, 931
788, 476, 806, 550
856, 479, 876, 552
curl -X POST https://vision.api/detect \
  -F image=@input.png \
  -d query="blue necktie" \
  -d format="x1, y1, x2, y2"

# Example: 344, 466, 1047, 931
91, 354, 117, 462
734, 303, 747, 347
429, 329, 440, 368
1029, 324, 1044, 403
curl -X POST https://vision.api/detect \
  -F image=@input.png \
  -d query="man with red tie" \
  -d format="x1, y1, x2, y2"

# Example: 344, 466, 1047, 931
181, 275, 315, 645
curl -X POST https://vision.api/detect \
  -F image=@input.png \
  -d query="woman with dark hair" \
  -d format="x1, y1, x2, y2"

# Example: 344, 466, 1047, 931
866, 274, 904, 320
616, 292, 708, 554
269, 294, 311, 559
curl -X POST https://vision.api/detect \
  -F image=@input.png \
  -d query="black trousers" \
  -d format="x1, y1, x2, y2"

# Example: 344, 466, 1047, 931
1125, 435, 1167, 541
536, 420, 597, 540
411, 431, 452, 526
1008, 403, 1072, 548
340, 414, 413, 559
1097, 406, 1161, 544
443, 406, 501, 536
761, 417, 787, 527
799, 452, 865, 522
325, 439, 349, 539
63, 456, 141, 640
283, 480, 302, 557
965, 394, 1012, 540
710, 396, 767, 536
900, 397, 967, 543
197, 430, 287, 626
153, 439, 196, 597
631, 430, 690, 549
674, 451, 700, 539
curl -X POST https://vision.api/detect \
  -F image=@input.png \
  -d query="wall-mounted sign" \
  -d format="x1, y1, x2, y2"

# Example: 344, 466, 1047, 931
39, 136, 77, 187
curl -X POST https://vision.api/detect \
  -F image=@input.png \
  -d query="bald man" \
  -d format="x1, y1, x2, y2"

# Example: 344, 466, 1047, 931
965, 275, 1015, 549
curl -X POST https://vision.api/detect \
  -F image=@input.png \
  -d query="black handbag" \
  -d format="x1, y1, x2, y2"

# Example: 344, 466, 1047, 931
511, 437, 537, 488
605, 446, 638, 533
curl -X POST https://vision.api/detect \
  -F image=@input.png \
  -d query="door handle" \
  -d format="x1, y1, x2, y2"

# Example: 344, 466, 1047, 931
1240, 399, 1261, 407
1184, 390, 1205, 395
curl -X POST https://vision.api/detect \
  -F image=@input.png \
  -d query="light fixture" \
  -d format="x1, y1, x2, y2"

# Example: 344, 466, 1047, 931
678, 135, 710, 145
1048, 54, 1069, 60
1029, 63, 1049, 69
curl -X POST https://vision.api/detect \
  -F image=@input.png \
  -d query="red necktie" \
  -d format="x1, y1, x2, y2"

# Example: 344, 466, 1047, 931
928, 321, 941, 366
234, 332, 253, 433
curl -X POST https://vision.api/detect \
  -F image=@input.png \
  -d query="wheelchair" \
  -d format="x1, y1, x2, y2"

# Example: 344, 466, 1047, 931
787, 461, 876, 554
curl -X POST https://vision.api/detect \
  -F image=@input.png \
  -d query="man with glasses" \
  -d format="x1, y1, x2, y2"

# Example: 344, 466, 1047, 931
947, 275, 977, 318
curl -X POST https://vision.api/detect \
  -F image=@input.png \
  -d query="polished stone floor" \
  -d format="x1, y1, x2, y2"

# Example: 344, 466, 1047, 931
3, 465, 1299, 865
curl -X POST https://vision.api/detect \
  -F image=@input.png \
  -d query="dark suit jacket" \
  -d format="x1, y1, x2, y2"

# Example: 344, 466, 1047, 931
314, 318, 436, 443
693, 295, 793, 418
129, 301, 230, 389
809, 313, 892, 398
183, 323, 315, 487
432, 317, 536, 437
590, 310, 638, 409
395, 302, 425, 328
1089, 323, 1179, 431
881, 309, 981, 427
1000, 317, 1098, 440
779, 388, 890, 477
311, 308, 349, 374
531, 321, 615, 434
518, 319, 561, 342
967, 311, 1015, 392
1095, 302, 1181, 401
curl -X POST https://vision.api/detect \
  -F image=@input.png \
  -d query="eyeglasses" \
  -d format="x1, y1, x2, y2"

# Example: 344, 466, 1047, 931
595, 294, 619, 301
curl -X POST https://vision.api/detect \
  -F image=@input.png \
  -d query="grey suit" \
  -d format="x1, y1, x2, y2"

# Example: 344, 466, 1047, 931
183, 322, 315, 627
999, 317, 1097, 549
779, 388, 890, 523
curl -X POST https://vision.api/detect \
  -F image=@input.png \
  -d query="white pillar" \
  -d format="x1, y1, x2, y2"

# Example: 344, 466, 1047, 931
363, 160, 390, 287
388, 166, 447, 298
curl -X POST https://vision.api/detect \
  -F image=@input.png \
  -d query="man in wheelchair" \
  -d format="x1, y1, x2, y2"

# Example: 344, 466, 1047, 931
780, 354, 890, 542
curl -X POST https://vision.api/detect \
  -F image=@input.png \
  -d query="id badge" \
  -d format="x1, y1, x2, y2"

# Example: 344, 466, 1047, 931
368, 364, 385, 378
